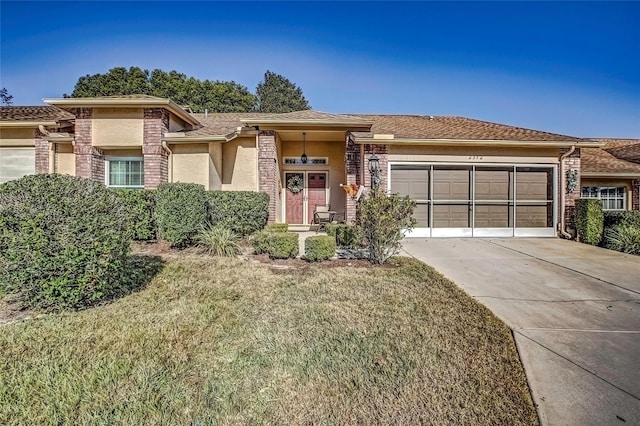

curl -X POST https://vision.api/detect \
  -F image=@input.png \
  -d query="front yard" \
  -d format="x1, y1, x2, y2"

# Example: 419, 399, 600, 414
0, 251, 538, 425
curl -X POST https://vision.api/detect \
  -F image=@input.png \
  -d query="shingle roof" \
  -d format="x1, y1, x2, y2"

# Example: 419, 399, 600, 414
581, 147, 640, 175
591, 138, 640, 164
0, 106, 75, 122
352, 115, 585, 142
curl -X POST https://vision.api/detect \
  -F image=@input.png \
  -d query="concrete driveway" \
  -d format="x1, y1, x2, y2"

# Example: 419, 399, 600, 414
402, 238, 640, 425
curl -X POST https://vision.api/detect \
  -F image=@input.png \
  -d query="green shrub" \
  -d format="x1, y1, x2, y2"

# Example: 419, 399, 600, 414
196, 225, 241, 257
112, 189, 156, 240
325, 223, 361, 248
0, 174, 131, 310
603, 224, 640, 255
356, 188, 416, 264
264, 223, 289, 232
575, 198, 604, 245
253, 231, 299, 259
208, 191, 269, 235
155, 183, 208, 247
305, 236, 336, 262
604, 210, 640, 229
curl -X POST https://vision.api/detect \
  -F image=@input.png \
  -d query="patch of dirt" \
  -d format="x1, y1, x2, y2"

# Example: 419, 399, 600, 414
248, 253, 372, 268
0, 298, 33, 326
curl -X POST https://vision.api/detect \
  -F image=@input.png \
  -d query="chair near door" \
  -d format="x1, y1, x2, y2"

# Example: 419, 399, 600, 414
313, 204, 332, 232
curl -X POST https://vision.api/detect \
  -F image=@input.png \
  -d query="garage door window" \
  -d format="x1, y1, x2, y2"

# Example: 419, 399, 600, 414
106, 158, 144, 188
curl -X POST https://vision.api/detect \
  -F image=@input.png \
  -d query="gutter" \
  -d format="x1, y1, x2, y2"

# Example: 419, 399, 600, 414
559, 145, 577, 239
161, 141, 173, 183
352, 137, 597, 148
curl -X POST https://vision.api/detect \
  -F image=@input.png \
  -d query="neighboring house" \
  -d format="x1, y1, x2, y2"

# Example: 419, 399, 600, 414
1, 95, 639, 238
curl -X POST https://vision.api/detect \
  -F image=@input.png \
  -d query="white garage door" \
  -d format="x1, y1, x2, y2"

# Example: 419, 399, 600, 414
0, 147, 36, 183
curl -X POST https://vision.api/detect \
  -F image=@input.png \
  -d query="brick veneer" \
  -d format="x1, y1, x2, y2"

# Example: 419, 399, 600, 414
363, 144, 389, 190
34, 129, 49, 174
560, 147, 581, 235
632, 179, 640, 210
258, 131, 278, 223
344, 134, 361, 224
143, 108, 169, 189
72, 108, 104, 182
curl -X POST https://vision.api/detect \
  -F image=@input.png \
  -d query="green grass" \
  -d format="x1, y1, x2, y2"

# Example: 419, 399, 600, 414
0, 255, 538, 425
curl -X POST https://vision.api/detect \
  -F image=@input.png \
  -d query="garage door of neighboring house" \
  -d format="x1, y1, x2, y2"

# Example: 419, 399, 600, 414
390, 164, 556, 237
0, 147, 35, 184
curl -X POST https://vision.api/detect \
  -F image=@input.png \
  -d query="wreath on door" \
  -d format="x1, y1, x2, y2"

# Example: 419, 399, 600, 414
287, 175, 304, 194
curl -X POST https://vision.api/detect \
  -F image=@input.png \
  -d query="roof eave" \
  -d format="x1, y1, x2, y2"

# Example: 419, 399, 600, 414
0, 120, 58, 127
162, 134, 233, 143
242, 118, 374, 128
581, 172, 640, 178
43, 97, 201, 127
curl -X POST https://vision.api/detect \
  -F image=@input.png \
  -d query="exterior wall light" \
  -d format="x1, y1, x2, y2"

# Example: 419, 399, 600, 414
368, 153, 381, 189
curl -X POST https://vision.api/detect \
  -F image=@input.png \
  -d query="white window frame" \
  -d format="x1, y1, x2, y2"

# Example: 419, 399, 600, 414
581, 186, 626, 210
105, 157, 144, 188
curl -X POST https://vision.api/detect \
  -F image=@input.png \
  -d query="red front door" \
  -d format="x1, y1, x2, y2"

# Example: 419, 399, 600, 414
307, 173, 327, 224
285, 172, 304, 224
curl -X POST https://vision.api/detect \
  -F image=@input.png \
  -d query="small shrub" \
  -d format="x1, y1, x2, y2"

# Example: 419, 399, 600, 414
575, 199, 604, 245
604, 210, 640, 229
265, 223, 289, 232
112, 188, 156, 240
196, 225, 240, 257
253, 231, 299, 259
208, 191, 269, 235
0, 174, 131, 310
603, 224, 640, 255
305, 236, 336, 262
325, 223, 361, 248
356, 188, 416, 264
155, 183, 208, 247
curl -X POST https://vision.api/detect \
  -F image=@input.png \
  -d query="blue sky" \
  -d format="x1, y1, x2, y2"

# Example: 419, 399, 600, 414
1, 1, 639, 137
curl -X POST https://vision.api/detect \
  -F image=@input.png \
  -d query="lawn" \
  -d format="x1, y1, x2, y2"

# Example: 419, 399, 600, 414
0, 252, 538, 425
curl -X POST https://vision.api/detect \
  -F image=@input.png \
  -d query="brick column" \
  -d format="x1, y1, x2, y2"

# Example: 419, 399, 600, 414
258, 131, 278, 224
632, 179, 640, 210
363, 144, 389, 190
72, 108, 103, 182
560, 147, 581, 234
143, 108, 169, 189
344, 134, 361, 224
34, 129, 49, 174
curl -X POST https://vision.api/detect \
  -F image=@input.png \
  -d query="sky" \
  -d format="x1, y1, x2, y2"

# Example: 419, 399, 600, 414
1, 1, 639, 137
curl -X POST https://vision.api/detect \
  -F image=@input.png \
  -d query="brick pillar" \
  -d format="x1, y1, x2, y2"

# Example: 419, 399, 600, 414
143, 108, 169, 189
363, 144, 389, 190
344, 134, 361, 224
258, 131, 278, 224
34, 129, 50, 174
560, 147, 581, 235
632, 179, 640, 210
74, 108, 94, 180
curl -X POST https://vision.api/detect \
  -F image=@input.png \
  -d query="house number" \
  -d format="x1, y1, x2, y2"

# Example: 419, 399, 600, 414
468, 155, 484, 160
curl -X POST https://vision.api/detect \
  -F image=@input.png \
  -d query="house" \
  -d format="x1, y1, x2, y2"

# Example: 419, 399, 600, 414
1, 95, 639, 238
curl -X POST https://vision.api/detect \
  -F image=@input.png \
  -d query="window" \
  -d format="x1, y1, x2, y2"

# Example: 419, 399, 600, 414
106, 158, 144, 188
581, 186, 625, 210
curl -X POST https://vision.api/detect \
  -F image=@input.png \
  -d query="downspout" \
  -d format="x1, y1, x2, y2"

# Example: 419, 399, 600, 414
161, 141, 173, 183
559, 145, 576, 239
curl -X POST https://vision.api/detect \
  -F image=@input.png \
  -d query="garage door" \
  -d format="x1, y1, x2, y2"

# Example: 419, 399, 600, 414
389, 163, 556, 237
0, 147, 35, 183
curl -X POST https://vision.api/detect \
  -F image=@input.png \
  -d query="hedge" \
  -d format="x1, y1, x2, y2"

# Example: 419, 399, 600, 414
603, 210, 640, 229
575, 198, 604, 245
112, 189, 156, 241
155, 183, 208, 247
305, 236, 336, 262
208, 191, 269, 235
325, 223, 360, 248
253, 231, 299, 259
265, 223, 289, 232
0, 174, 132, 310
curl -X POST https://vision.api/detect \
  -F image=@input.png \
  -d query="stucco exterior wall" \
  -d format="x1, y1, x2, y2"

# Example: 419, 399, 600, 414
222, 137, 257, 191
0, 128, 36, 146
92, 108, 144, 147
388, 145, 561, 164
172, 144, 212, 189
55, 143, 75, 176
208, 142, 222, 190
280, 139, 347, 216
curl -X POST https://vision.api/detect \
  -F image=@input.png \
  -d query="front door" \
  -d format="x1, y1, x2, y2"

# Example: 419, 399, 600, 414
284, 171, 327, 224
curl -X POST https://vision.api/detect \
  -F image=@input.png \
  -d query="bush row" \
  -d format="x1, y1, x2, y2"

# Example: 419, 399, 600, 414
576, 198, 640, 255
111, 185, 270, 246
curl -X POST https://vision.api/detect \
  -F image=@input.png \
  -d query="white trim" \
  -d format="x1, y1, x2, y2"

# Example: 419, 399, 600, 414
283, 156, 328, 165
104, 157, 144, 188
